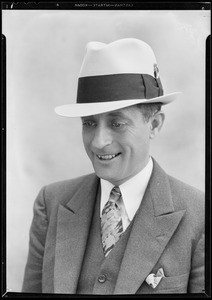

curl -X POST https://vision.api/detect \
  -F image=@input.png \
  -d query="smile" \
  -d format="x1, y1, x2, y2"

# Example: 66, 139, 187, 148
96, 153, 121, 160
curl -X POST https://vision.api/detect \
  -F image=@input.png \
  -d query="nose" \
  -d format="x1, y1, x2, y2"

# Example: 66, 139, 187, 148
91, 124, 112, 150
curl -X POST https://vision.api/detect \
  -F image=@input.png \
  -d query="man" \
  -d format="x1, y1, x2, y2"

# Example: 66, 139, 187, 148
22, 38, 204, 294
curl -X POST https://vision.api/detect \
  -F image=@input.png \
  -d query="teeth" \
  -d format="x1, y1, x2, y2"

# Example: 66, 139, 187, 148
97, 154, 119, 160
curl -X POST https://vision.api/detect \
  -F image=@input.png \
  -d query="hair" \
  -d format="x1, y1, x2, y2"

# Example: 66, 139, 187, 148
136, 102, 162, 122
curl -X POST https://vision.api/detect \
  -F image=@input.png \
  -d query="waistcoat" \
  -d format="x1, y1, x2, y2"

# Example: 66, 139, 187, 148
76, 186, 134, 295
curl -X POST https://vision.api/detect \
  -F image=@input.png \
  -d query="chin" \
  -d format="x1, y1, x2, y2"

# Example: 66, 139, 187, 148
95, 170, 116, 183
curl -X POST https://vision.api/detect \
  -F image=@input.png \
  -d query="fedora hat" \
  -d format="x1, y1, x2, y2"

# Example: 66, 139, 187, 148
55, 38, 180, 117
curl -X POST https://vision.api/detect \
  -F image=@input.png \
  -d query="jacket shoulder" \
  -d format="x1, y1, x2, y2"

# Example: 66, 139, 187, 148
45, 173, 96, 194
41, 173, 98, 211
152, 158, 204, 210
168, 174, 204, 204
168, 174, 204, 196
168, 175, 205, 231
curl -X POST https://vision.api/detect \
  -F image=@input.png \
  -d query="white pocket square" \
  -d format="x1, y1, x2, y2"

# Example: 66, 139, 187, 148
145, 268, 165, 289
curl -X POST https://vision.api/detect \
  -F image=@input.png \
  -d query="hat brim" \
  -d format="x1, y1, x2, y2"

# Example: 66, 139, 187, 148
55, 92, 180, 117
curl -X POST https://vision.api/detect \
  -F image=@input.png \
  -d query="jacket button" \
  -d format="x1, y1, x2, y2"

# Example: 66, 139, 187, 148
98, 274, 107, 283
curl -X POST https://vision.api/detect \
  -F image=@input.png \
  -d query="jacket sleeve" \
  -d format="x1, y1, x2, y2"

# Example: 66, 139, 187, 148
22, 187, 48, 293
188, 230, 205, 293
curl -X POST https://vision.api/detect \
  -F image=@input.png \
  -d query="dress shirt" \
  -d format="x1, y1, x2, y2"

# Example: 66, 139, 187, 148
100, 157, 153, 231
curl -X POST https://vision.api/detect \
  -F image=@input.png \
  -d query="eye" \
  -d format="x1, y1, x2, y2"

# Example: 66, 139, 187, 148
82, 120, 96, 127
112, 122, 125, 128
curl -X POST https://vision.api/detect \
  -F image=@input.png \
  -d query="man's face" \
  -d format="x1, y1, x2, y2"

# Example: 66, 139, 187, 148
82, 106, 151, 186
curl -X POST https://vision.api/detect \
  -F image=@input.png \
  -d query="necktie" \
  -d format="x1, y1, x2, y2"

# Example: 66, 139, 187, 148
101, 186, 124, 256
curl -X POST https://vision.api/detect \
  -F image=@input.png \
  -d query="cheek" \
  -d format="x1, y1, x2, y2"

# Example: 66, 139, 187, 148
82, 132, 91, 152
126, 131, 150, 157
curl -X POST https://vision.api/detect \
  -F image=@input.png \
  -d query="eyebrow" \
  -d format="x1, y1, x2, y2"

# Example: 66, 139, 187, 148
81, 111, 128, 119
107, 111, 127, 118
81, 109, 134, 123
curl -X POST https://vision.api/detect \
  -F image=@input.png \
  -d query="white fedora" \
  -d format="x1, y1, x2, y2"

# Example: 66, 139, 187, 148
55, 38, 180, 117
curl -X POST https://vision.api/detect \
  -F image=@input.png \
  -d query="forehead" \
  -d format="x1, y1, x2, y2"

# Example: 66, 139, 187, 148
82, 105, 141, 120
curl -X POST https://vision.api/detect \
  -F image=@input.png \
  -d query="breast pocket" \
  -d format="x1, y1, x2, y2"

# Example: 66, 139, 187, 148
155, 273, 189, 294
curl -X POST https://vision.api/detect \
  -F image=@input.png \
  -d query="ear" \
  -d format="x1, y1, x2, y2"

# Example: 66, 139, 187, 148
149, 111, 165, 139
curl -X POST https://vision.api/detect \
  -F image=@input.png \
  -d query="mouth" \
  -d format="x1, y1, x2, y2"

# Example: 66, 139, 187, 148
96, 153, 121, 161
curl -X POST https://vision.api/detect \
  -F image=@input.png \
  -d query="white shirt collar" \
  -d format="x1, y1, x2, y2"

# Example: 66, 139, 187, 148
100, 157, 153, 221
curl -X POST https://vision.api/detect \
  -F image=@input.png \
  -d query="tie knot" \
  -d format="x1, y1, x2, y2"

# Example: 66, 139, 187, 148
111, 186, 121, 196
109, 186, 121, 205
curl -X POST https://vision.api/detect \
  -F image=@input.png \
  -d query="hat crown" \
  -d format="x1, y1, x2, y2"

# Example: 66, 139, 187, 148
55, 38, 180, 117
79, 38, 157, 78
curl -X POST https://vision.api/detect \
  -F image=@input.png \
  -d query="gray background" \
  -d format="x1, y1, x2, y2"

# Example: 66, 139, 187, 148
3, 9, 209, 292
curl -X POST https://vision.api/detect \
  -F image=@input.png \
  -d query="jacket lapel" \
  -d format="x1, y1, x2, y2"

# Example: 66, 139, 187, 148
114, 160, 186, 294
54, 174, 99, 294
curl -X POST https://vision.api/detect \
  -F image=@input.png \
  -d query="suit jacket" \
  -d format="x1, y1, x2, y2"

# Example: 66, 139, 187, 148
22, 159, 205, 294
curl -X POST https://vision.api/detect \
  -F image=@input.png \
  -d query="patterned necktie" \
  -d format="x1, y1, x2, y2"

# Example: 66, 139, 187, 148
101, 186, 124, 256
